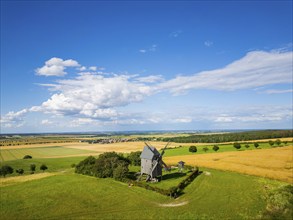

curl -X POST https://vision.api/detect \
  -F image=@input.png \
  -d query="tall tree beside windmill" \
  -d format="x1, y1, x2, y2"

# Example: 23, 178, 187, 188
139, 142, 170, 182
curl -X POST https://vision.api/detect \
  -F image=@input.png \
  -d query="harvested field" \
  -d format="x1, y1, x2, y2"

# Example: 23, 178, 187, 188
0, 172, 57, 187
0, 146, 98, 162
164, 146, 293, 183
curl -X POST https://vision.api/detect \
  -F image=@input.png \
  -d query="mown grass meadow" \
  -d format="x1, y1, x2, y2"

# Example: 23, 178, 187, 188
2, 167, 286, 220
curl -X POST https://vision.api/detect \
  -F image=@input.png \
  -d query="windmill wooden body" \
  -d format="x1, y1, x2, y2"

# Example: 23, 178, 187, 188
140, 142, 169, 182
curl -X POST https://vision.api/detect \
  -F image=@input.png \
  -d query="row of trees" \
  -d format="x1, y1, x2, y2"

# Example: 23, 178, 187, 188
163, 130, 292, 143
189, 145, 220, 153
188, 139, 287, 153
0, 164, 48, 177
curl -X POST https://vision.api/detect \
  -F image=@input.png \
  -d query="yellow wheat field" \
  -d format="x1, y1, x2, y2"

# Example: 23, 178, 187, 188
164, 146, 293, 183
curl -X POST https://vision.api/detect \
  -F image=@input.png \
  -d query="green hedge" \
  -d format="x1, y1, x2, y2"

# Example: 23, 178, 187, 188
128, 167, 200, 198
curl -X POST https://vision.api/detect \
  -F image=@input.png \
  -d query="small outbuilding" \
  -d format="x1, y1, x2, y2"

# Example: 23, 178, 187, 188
178, 161, 185, 172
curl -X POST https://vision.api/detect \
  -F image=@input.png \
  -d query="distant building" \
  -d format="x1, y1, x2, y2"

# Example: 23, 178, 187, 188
178, 161, 185, 172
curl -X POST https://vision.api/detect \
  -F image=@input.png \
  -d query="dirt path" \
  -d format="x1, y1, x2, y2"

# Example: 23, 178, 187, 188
158, 200, 189, 207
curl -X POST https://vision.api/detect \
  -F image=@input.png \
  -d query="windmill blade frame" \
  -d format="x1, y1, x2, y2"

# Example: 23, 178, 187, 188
160, 142, 170, 157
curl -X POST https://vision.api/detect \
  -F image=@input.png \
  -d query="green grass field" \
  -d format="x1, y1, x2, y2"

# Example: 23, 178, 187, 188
0, 146, 97, 162
162, 142, 292, 157
2, 166, 288, 220
0, 156, 88, 176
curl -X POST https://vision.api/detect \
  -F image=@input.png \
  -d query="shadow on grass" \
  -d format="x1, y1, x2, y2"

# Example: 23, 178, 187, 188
162, 172, 187, 181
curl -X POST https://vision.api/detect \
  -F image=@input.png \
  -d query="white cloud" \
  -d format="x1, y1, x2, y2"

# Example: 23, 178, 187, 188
33, 74, 152, 119
89, 66, 97, 71
135, 75, 164, 83
0, 109, 28, 128
35, 57, 80, 76
204, 41, 213, 47
79, 66, 87, 71
169, 30, 182, 38
264, 89, 293, 94
157, 50, 293, 94
2, 49, 292, 130
149, 44, 157, 52
139, 45, 157, 53
174, 118, 192, 123
41, 119, 53, 125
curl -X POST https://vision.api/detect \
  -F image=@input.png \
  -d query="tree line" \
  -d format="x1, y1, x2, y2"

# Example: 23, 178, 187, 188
162, 130, 292, 143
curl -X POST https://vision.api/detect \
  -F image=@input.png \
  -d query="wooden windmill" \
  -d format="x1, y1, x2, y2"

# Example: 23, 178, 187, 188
139, 142, 170, 182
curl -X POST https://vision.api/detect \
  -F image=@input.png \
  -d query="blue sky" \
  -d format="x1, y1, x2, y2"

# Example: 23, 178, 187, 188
1, 1, 292, 133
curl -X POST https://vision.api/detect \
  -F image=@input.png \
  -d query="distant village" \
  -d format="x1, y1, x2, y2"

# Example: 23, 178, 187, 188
80, 138, 145, 144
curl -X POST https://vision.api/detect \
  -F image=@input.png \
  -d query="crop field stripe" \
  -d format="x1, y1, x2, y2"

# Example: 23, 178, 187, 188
0, 151, 4, 162
9, 148, 24, 159
6, 149, 18, 160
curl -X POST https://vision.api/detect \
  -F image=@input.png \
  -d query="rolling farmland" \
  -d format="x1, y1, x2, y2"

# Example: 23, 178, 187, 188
164, 146, 293, 183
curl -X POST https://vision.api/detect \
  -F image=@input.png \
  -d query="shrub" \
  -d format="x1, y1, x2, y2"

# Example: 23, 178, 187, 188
275, 139, 281, 146
269, 140, 274, 147
40, 164, 48, 172
213, 145, 219, 152
0, 165, 14, 177
16, 168, 24, 175
23, 155, 32, 159
233, 143, 241, 150
245, 144, 250, 148
254, 142, 259, 148
30, 164, 36, 174
189, 145, 197, 153
71, 163, 76, 168
203, 147, 209, 152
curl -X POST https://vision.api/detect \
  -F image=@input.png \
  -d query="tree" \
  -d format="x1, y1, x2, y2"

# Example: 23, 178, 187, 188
23, 155, 32, 159
233, 143, 241, 150
203, 147, 209, 152
283, 141, 288, 145
189, 146, 197, 153
30, 164, 36, 174
275, 139, 281, 146
16, 169, 24, 175
213, 145, 219, 152
40, 164, 48, 172
113, 161, 129, 180
269, 140, 274, 147
128, 151, 141, 166
0, 165, 14, 177
254, 143, 259, 148
75, 156, 96, 176
75, 152, 130, 180
245, 144, 250, 149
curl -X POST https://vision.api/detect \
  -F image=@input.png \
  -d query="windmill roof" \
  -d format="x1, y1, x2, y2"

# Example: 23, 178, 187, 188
140, 146, 160, 160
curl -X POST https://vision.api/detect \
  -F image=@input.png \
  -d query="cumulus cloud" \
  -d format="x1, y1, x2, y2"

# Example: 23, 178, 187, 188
2, 49, 292, 130
89, 66, 97, 71
32, 74, 152, 119
157, 50, 293, 94
0, 109, 28, 128
35, 57, 80, 76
